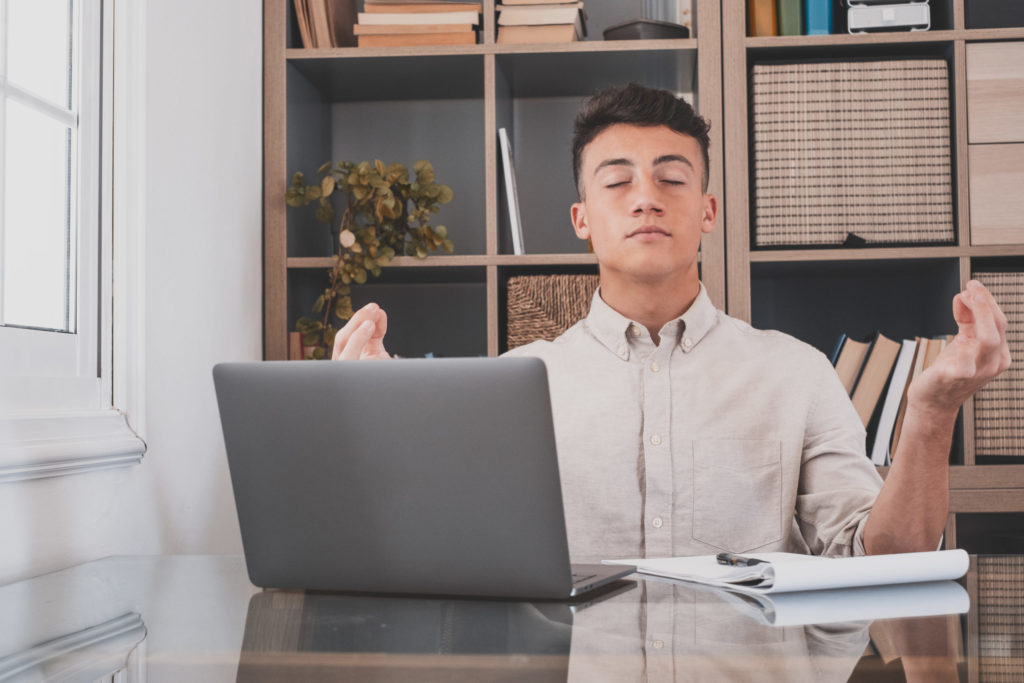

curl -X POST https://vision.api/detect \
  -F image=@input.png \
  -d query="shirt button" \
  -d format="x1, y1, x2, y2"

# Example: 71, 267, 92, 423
617, 345, 627, 359
652, 639, 665, 650
651, 516, 663, 528
682, 338, 694, 350
649, 361, 660, 372
650, 434, 662, 446
630, 324, 642, 336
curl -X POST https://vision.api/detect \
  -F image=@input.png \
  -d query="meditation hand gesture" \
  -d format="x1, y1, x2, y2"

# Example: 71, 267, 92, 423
332, 303, 391, 360
907, 280, 1012, 418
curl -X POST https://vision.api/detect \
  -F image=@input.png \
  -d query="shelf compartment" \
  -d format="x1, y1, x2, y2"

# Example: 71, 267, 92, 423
492, 47, 698, 256
288, 266, 487, 358
497, 263, 598, 354
284, 58, 486, 258
750, 258, 961, 357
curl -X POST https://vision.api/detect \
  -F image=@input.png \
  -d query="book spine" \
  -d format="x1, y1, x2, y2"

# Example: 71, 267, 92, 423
777, 0, 803, 35
749, 0, 778, 36
804, 0, 832, 34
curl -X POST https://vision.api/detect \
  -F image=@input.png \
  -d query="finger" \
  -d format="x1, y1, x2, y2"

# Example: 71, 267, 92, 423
366, 308, 391, 358
968, 280, 1009, 335
337, 320, 375, 361
332, 303, 380, 359
961, 281, 1002, 349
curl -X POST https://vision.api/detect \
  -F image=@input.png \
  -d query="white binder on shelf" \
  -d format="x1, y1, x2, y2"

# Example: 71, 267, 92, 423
498, 127, 525, 256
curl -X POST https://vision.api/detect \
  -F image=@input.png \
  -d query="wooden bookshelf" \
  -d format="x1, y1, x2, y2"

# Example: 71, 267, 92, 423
722, 0, 1024, 547
265, 0, 724, 360
265, 0, 1024, 547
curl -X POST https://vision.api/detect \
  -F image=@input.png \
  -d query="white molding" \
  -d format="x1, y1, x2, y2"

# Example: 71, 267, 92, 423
0, 411, 146, 483
0, 612, 146, 681
111, 0, 147, 439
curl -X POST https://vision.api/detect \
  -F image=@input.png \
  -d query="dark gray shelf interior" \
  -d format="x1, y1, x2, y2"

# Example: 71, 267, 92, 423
289, 267, 487, 358
751, 258, 962, 356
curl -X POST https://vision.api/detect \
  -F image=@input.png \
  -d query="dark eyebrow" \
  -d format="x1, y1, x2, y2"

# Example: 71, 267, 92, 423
593, 155, 694, 175
654, 154, 694, 170
593, 158, 633, 174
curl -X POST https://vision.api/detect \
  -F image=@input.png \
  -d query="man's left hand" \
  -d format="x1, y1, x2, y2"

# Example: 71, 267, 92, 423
907, 279, 1012, 418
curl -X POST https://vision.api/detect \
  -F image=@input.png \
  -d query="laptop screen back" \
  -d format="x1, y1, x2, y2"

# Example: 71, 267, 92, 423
214, 357, 575, 598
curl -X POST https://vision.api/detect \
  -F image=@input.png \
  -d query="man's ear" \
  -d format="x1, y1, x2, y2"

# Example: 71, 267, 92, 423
571, 202, 590, 241
701, 193, 718, 235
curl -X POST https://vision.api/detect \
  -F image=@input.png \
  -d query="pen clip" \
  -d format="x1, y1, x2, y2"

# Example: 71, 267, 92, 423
716, 552, 767, 567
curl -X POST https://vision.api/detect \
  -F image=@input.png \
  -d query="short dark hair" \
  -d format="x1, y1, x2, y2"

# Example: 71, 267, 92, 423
571, 83, 711, 196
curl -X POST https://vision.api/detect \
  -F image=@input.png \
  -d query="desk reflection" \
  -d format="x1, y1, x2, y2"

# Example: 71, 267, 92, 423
237, 581, 888, 682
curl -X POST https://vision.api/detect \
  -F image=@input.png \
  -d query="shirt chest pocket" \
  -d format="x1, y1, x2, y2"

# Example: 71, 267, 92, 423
691, 439, 783, 553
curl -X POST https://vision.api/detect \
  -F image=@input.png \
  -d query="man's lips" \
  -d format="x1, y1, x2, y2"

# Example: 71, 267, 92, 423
627, 226, 671, 238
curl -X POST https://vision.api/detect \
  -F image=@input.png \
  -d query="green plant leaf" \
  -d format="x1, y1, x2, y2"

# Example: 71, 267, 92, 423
321, 175, 335, 197
317, 161, 331, 174
313, 294, 326, 313
437, 185, 453, 204
312, 347, 326, 360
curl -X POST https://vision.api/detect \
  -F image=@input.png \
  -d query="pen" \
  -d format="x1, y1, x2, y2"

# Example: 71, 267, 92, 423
716, 552, 767, 567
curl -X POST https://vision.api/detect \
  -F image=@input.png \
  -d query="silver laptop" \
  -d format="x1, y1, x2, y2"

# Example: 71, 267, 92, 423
213, 357, 634, 599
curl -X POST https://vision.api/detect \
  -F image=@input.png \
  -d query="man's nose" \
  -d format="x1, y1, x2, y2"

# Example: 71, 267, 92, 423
630, 175, 665, 215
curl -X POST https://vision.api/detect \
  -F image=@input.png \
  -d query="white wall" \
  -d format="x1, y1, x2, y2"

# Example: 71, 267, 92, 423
0, 0, 262, 584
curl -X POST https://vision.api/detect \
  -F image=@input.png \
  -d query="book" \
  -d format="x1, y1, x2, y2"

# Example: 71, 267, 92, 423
777, 0, 803, 35
357, 10, 480, 24
498, 128, 525, 255
496, 3, 584, 26
326, 0, 358, 47
354, 23, 474, 34
293, 0, 315, 47
357, 31, 476, 45
804, 0, 832, 34
830, 333, 871, 394
870, 338, 918, 466
604, 549, 969, 595
688, 578, 969, 627
889, 337, 927, 459
850, 332, 902, 427
498, 0, 581, 4
748, 0, 778, 36
309, 0, 334, 47
497, 22, 582, 42
363, 1, 483, 12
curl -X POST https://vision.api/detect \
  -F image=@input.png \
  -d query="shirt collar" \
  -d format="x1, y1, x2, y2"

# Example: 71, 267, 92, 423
584, 282, 718, 360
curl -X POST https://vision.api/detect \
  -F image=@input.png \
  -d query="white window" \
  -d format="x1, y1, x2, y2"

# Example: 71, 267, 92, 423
0, 0, 145, 482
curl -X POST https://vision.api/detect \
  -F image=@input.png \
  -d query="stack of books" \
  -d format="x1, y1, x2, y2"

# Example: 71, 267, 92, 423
354, 0, 482, 47
831, 331, 954, 466
496, 0, 587, 44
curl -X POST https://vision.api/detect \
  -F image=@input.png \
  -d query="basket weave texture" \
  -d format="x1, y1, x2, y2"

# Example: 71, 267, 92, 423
506, 274, 599, 350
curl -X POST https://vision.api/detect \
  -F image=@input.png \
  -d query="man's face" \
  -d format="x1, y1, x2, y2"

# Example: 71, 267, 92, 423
571, 124, 716, 285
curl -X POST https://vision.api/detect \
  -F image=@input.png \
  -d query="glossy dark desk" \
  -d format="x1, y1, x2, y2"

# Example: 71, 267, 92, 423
0, 555, 1019, 682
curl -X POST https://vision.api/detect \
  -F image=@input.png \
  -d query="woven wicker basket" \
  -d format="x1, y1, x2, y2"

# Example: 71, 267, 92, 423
506, 274, 599, 350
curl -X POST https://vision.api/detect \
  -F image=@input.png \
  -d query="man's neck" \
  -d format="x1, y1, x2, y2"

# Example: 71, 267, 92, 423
598, 271, 701, 345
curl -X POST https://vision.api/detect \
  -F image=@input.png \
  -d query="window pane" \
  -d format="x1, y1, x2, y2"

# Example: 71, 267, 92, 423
3, 100, 73, 332
7, 0, 73, 108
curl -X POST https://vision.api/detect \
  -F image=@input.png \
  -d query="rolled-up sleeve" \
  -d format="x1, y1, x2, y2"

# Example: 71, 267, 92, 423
796, 353, 884, 557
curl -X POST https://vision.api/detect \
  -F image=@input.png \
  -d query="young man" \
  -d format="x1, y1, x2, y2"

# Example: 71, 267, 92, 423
332, 84, 1011, 563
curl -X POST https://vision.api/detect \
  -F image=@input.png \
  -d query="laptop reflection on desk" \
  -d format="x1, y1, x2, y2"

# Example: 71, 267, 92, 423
213, 357, 635, 599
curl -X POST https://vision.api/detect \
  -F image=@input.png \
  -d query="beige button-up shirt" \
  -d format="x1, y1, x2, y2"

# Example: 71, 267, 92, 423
505, 284, 883, 563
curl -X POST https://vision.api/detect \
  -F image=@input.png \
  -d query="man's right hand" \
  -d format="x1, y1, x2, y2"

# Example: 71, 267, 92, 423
332, 303, 391, 360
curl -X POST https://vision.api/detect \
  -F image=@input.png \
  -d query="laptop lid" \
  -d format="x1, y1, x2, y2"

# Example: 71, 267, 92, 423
214, 357, 621, 599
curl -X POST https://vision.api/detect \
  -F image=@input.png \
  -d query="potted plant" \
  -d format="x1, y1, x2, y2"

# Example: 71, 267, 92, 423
286, 159, 454, 359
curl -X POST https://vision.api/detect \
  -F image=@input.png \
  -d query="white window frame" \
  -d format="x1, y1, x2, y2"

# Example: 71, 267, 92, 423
0, 0, 146, 483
